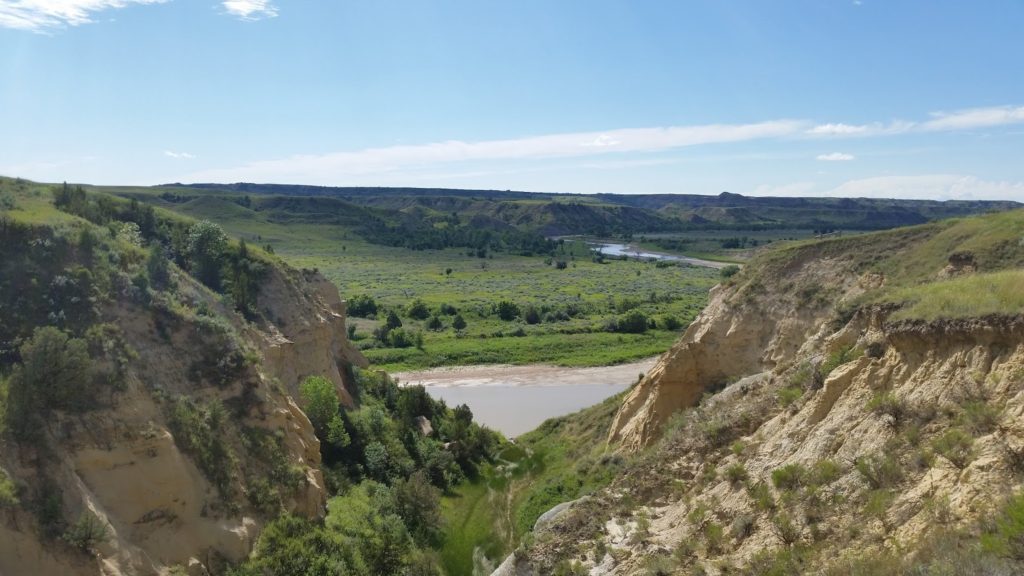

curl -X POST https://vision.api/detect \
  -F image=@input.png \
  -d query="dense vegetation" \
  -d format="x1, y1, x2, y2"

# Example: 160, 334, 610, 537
230, 370, 502, 575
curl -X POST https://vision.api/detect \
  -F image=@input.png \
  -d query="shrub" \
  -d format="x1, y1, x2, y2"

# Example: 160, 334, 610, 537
63, 511, 110, 552
855, 453, 903, 489
810, 459, 842, 486
771, 464, 808, 492
167, 397, 237, 497
747, 482, 775, 512
300, 376, 340, 437
523, 306, 541, 325
615, 310, 649, 334
820, 345, 862, 378
496, 300, 520, 321
451, 314, 467, 330
720, 265, 740, 279
385, 310, 403, 329
5, 327, 96, 441
438, 303, 457, 316
959, 400, 1000, 436
406, 299, 430, 320
932, 428, 975, 469
867, 392, 907, 425
425, 315, 444, 331
0, 469, 17, 508
777, 387, 803, 408
725, 463, 749, 486
660, 315, 683, 330
348, 294, 378, 317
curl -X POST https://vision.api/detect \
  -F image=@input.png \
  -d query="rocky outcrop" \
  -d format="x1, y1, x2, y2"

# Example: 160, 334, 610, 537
520, 229, 1024, 574
609, 256, 867, 450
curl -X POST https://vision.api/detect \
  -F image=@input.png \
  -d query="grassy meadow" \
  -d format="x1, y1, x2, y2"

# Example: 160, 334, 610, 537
104, 190, 720, 372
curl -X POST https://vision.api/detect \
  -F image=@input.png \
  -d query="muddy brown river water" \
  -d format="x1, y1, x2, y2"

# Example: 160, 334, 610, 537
393, 357, 659, 437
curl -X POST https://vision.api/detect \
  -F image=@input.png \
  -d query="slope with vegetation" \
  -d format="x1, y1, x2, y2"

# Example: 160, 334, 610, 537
0, 177, 500, 576
496, 208, 1024, 575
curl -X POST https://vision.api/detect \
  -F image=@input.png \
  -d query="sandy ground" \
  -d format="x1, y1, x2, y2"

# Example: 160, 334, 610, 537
393, 356, 659, 388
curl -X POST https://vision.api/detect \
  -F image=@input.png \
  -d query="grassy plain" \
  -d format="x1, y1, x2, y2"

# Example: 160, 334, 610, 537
110, 192, 720, 372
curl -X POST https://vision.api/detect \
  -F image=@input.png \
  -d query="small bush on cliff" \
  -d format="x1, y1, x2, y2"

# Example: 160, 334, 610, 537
63, 511, 110, 552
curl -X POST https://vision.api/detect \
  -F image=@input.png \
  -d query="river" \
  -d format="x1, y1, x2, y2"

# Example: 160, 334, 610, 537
589, 242, 731, 269
393, 357, 658, 437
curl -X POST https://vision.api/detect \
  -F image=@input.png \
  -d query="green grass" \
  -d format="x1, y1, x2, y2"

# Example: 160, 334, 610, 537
882, 269, 1024, 322
98, 188, 719, 371
439, 467, 512, 575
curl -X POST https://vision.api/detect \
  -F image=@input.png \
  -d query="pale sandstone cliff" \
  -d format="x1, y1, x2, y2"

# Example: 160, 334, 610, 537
0, 266, 365, 576
511, 223, 1024, 574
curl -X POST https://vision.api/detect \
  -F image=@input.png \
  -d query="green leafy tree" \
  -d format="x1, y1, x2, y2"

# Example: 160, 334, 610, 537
425, 315, 443, 331
6, 327, 94, 441
186, 220, 228, 289
385, 310, 403, 330
300, 376, 340, 438
496, 300, 520, 321
451, 314, 467, 330
391, 470, 442, 545
406, 299, 430, 320
146, 246, 172, 290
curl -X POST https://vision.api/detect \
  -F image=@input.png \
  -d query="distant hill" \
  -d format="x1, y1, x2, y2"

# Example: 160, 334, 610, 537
158, 183, 1020, 236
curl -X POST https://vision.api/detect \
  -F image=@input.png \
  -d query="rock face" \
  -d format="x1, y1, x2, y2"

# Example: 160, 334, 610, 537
520, 225, 1024, 574
609, 256, 864, 450
0, 266, 364, 576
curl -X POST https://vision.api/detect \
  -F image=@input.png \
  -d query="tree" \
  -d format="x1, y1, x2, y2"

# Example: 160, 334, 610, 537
426, 315, 443, 331
186, 220, 228, 289
391, 471, 442, 545
451, 314, 467, 330
523, 305, 541, 325
6, 327, 94, 441
146, 246, 172, 290
300, 376, 340, 438
385, 310, 403, 330
406, 299, 430, 320
496, 300, 520, 321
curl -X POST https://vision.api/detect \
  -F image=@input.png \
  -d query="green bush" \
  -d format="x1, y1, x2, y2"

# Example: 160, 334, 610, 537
5, 327, 96, 442
725, 463, 749, 486
771, 463, 808, 492
820, 345, 862, 378
407, 299, 430, 320
855, 452, 903, 489
62, 511, 110, 552
931, 428, 974, 469
720, 265, 740, 279
0, 469, 18, 508
777, 386, 803, 408
348, 294, 379, 317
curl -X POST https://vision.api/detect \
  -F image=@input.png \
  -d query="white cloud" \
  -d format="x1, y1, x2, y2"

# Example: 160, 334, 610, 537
921, 105, 1024, 131
222, 0, 276, 20
164, 150, 195, 159
179, 120, 805, 183
751, 175, 1024, 201
816, 152, 855, 161
0, 0, 167, 31
806, 123, 869, 136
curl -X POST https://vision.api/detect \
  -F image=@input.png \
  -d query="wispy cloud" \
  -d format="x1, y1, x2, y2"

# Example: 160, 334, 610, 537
806, 123, 869, 136
180, 120, 805, 183
221, 0, 277, 20
920, 105, 1024, 131
164, 150, 195, 159
0, 0, 167, 32
816, 152, 855, 161
752, 175, 1024, 201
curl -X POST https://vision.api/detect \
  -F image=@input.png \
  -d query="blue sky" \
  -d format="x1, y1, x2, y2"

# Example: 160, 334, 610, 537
1, 1, 1023, 200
